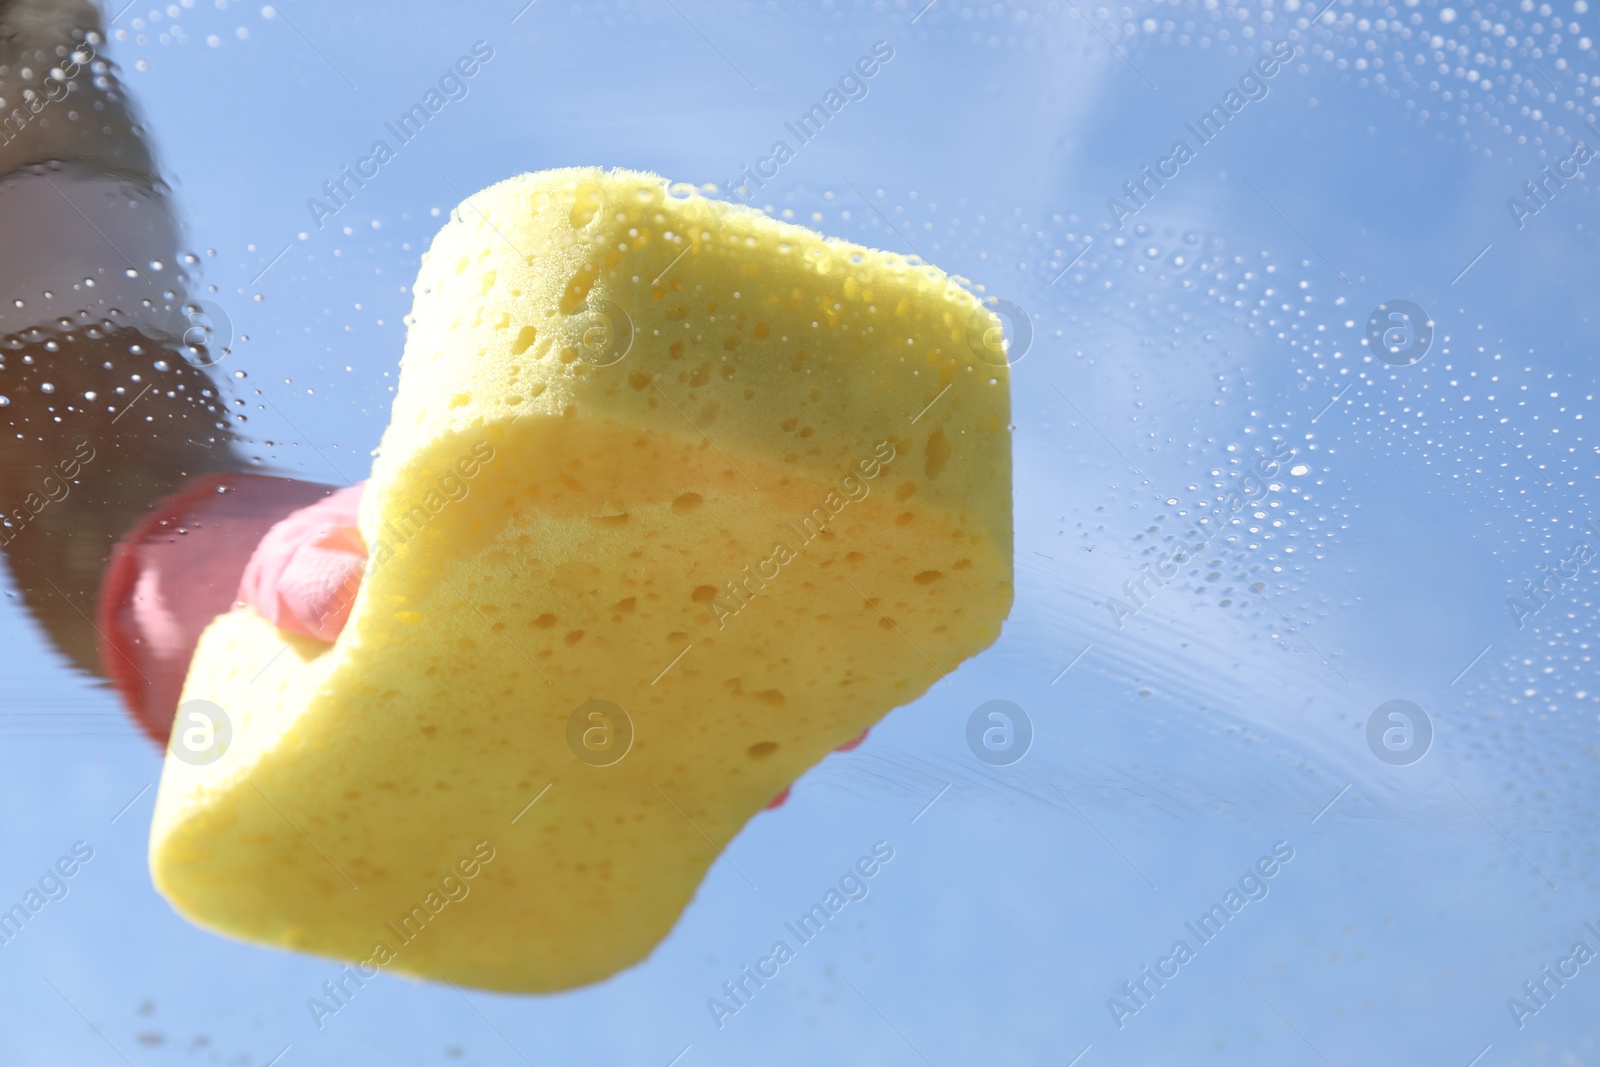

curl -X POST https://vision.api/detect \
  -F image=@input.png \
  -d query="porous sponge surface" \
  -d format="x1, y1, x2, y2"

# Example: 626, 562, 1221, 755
150, 167, 1013, 992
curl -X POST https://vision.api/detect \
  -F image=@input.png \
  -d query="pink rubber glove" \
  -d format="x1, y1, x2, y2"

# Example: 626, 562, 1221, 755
97, 475, 361, 743
234, 483, 366, 643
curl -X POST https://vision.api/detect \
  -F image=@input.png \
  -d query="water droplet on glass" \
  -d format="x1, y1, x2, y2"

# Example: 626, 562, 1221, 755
39, 382, 55, 394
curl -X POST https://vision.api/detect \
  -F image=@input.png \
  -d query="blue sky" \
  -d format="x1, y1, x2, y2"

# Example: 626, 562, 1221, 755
2, 0, 1598, 1063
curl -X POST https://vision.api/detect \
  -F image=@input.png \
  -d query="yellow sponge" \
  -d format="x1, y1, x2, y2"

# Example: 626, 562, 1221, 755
149, 167, 1013, 992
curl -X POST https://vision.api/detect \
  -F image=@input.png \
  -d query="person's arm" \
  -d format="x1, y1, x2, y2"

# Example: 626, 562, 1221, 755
0, 0, 243, 685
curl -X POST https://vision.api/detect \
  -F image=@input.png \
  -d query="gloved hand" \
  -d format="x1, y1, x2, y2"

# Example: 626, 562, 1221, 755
96, 475, 357, 743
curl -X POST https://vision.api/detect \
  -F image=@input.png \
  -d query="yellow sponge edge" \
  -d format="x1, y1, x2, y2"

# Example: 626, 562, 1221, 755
149, 167, 1013, 992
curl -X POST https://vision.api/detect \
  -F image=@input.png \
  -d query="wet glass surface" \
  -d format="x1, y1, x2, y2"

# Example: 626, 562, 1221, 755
1, 0, 1598, 1063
